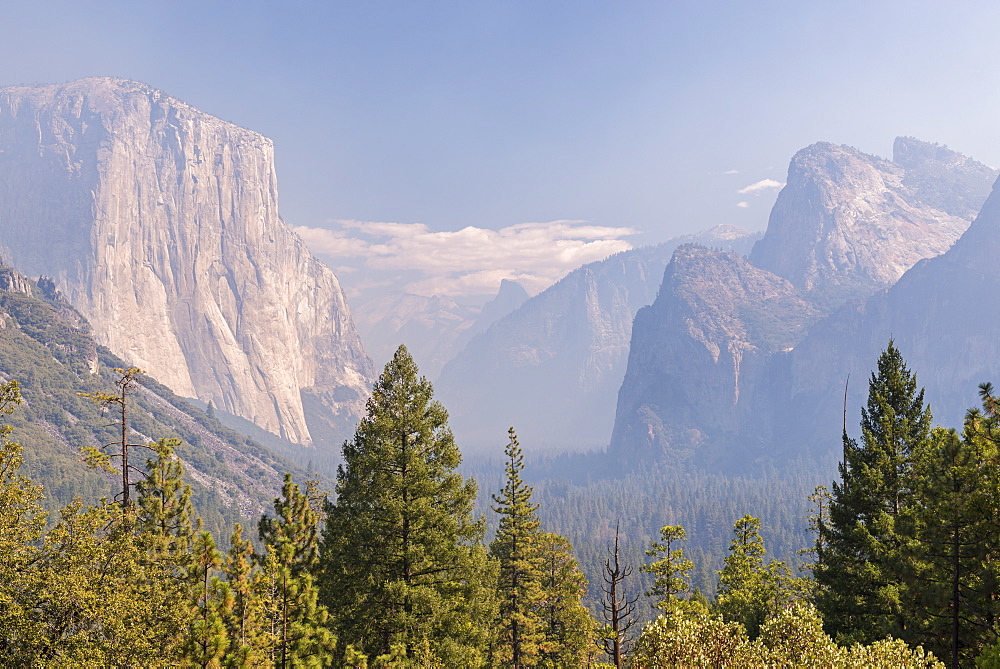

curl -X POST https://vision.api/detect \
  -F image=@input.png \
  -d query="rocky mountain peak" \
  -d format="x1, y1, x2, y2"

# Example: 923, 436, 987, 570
893, 136, 998, 220
0, 77, 375, 448
749, 140, 974, 301
609, 245, 818, 466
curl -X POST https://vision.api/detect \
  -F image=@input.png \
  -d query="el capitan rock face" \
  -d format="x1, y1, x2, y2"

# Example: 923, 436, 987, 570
0, 77, 375, 447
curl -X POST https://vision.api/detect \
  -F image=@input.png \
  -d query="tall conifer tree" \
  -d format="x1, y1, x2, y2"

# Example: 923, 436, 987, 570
536, 531, 595, 666
642, 525, 693, 612
222, 523, 271, 666
491, 427, 545, 667
259, 474, 334, 667
714, 515, 799, 639
817, 341, 932, 643
904, 389, 1000, 667
320, 345, 497, 665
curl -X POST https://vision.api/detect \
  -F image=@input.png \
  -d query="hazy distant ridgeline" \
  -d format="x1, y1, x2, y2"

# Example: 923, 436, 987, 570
436, 224, 760, 455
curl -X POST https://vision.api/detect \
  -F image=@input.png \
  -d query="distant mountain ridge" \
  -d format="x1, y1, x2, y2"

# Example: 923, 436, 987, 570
749, 140, 976, 302
610, 137, 999, 469
0, 77, 375, 449
352, 279, 530, 377
436, 224, 760, 453
783, 170, 1000, 455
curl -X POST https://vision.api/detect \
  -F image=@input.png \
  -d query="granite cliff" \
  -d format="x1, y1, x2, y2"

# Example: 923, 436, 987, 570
0, 78, 375, 448
749, 140, 985, 305
783, 171, 1000, 455
611, 138, 997, 468
610, 245, 818, 467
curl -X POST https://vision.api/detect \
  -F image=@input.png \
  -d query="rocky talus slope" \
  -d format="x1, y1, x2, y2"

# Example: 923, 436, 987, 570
0, 264, 308, 531
0, 78, 374, 448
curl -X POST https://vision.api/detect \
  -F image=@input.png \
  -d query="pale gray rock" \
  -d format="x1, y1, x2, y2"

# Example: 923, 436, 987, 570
893, 136, 999, 220
352, 279, 530, 379
352, 293, 477, 376
609, 245, 817, 468
750, 141, 985, 303
0, 78, 375, 448
784, 171, 1000, 455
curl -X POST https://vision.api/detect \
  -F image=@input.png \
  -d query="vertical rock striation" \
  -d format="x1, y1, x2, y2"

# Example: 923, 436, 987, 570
785, 171, 1000, 452
0, 78, 374, 447
609, 246, 817, 468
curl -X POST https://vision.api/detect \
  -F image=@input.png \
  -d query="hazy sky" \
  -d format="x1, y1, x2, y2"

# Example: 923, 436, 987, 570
4, 1, 1000, 294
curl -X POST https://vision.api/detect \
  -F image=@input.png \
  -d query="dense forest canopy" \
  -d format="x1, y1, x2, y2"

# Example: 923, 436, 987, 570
2, 341, 999, 665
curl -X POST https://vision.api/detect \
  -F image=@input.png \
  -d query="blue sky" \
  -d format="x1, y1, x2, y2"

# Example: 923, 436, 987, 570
4, 1, 1000, 295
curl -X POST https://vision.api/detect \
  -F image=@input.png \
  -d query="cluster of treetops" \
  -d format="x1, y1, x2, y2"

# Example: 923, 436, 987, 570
0, 342, 996, 667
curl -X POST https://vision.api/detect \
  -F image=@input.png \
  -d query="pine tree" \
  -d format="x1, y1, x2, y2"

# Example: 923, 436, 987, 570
79, 367, 153, 516
135, 437, 195, 562
0, 380, 47, 659
714, 515, 799, 639
490, 427, 545, 668
903, 389, 1000, 667
185, 530, 229, 667
222, 523, 271, 666
535, 531, 596, 667
259, 474, 334, 667
17, 499, 188, 663
817, 341, 932, 643
642, 525, 693, 612
320, 345, 497, 665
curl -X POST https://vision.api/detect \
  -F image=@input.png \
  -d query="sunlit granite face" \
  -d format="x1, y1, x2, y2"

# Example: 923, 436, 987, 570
0, 77, 375, 447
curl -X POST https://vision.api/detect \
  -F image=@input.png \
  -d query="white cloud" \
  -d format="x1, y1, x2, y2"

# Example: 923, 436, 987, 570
723, 169, 740, 175
737, 179, 784, 194
736, 201, 750, 208
292, 219, 639, 297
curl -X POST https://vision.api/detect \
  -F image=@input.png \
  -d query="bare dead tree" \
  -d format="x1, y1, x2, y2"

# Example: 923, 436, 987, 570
598, 522, 638, 668
80, 367, 153, 515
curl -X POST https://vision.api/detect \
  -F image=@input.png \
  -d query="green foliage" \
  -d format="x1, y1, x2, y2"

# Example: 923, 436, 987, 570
6, 499, 190, 664
490, 427, 546, 666
259, 474, 335, 666
535, 531, 596, 666
633, 602, 943, 668
642, 524, 693, 612
0, 275, 312, 541
321, 345, 498, 665
222, 523, 272, 665
713, 514, 804, 639
632, 608, 748, 668
135, 437, 195, 561
817, 340, 932, 643
185, 530, 229, 667
898, 389, 1000, 666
